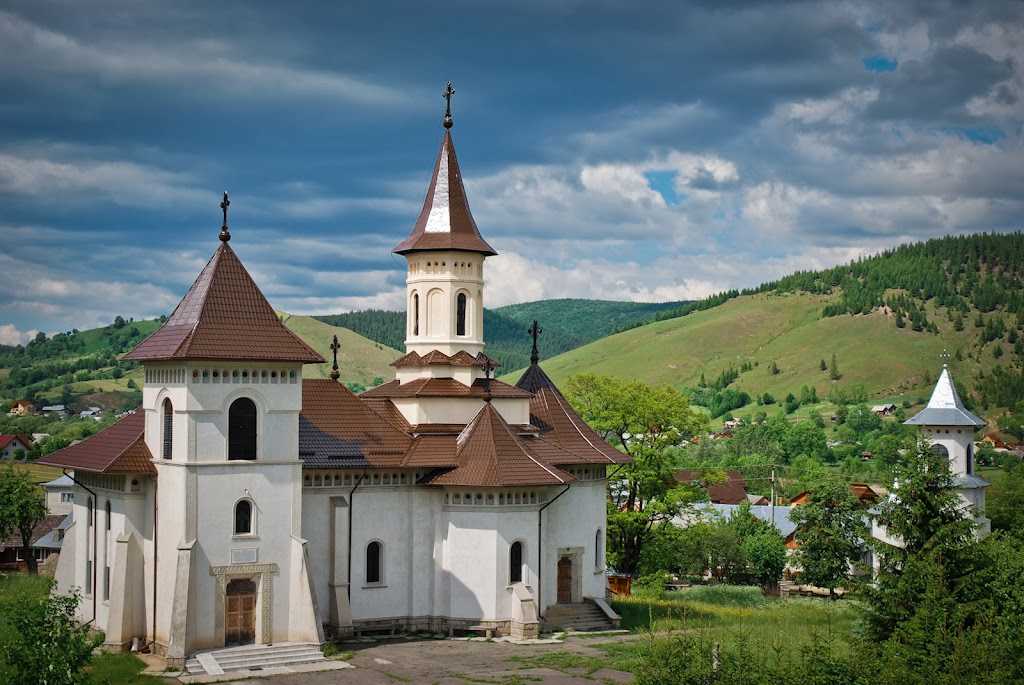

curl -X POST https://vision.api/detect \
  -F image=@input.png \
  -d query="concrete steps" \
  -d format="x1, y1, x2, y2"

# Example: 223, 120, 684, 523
542, 600, 618, 632
185, 642, 326, 676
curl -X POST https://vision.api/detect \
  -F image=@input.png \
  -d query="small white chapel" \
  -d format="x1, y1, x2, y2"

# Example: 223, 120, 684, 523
40, 100, 629, 667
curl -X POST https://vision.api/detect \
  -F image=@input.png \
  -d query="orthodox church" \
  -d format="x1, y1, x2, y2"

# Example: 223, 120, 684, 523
871, 363, 991, 556
40, 105, 628, 667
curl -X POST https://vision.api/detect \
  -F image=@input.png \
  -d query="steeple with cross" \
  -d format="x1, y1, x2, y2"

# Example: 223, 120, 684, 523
219, 191, 231, 242
529, 320, 543, 365
443, 81, 455, 129
330, 335, 341, 380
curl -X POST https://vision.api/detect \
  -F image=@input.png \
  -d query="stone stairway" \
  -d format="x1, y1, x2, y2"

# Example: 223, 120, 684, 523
185, 642, 327, 676
542, 600, 619, 633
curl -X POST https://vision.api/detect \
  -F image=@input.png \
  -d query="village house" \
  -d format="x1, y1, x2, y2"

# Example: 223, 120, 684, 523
39, 109, 627, 672
0, 433, 32, 459
9, 400, 38, 417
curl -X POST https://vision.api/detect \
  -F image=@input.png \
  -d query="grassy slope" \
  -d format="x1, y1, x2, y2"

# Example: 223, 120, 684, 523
280, 314, 400, 385
516, 290, 1002, 413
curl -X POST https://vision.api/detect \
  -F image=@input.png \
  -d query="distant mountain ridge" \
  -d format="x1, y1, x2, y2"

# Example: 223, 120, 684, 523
314, 298, 689, 371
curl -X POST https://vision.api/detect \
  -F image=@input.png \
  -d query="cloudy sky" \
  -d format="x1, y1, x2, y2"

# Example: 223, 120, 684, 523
1, 0, 1022, 345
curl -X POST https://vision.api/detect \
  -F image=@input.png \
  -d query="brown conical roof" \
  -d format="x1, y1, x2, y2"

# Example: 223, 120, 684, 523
123, 242, 324, 363
425, 402, 573, 487
393, 130, 497, 256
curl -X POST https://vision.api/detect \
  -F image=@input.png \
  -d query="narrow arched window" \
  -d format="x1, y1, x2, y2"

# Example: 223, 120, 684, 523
366, 541, 382, 584
413, 293, 420, 336
510, 541, 523, 584
967, 443, 974, 475
105, 500, 111, 531
87, 497, 93, 528
595, 529, 603, 570
456, 293, 467, 336
228, 398, 257, 460
162, 398, 173, 460
234, 500, 253, 535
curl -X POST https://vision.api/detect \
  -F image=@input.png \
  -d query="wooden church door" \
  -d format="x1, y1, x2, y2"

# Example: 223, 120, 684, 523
225, 579, 257, 645
557, 557, 572, 603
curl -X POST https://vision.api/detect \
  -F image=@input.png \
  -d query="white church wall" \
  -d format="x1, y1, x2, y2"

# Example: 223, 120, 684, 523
442, 511, 499, 619
538, 481, 608, 612
154, 464, 188, 648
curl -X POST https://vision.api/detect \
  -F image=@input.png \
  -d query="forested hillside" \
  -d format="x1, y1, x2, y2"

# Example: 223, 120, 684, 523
315, 298, 687, 371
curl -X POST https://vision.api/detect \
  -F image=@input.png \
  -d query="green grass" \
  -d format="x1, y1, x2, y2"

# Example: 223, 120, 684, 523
8, 461, 65, 484
280, 313, 400, 386
86, 653, 166, 684
512, 290, 1005, 425
612, 586, 861, 653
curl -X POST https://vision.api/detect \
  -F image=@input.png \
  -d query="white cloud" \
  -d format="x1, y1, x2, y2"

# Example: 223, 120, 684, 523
0, 324, 34, 346
0, 10, 407, 106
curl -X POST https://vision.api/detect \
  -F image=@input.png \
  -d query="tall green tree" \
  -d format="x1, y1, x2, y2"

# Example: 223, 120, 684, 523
0, 465, 48, 574
865, 435, 977, 640
564, 373, 709, 574
790, 476, 867, 599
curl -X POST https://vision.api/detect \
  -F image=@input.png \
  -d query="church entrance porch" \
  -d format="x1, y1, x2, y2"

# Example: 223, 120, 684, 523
225, 579, 256, 646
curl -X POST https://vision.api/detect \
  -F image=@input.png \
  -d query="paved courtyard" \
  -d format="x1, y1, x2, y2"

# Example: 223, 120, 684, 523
181, 633, 640, 685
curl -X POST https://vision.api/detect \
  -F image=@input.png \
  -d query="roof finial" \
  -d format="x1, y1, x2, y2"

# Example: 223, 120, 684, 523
940, 348, 950, 368
329, 335, 341, 380
442, 81, 455, 129
481, 356, 494, 399
528, 320, 543, 365
219, 191, 231, 242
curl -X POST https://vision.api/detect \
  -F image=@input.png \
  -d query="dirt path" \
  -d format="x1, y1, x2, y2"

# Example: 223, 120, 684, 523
257, 633, 641, 685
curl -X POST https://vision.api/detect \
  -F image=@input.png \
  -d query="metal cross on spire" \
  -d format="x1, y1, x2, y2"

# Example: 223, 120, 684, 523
442, 81, 455, 129
528, 320, 543, 365
481, 356, 494, 397
219, 191, 231, 242
940, 348, 950, 367
329, 335, 341, 380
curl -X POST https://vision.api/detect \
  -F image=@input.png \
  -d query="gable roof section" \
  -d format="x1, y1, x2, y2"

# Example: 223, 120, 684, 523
361, 377, 532, 400
516, 363, 631, 465
905, 366, 986, 428
393, 130, 497, 257
37, 411, 154, 474
425, 403, 574, 487
674, 469, 749, 504
299, 379, 413, 468
123, 242, 323, 363
0, 434, 32, 450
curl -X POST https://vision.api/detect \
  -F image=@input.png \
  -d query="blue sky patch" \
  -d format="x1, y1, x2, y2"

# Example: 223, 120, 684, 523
862, 56, 899, 73
940, 125, 1005, 145
645, 171, 683, 205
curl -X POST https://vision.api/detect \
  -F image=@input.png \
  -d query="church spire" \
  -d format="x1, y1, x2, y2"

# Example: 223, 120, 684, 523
393, 83, 496, 256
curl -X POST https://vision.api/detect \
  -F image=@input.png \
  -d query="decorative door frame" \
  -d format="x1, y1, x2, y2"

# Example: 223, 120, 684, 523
210, 562, 277, 647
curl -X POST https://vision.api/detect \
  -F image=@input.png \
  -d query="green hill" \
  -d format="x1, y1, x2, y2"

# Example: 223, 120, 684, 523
314, 298, 688, 371
279, 314, 400, 390
505, 233, 1024, 429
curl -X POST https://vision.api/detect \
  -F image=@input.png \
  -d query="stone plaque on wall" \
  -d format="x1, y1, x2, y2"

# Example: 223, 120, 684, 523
230, 547, 258, 564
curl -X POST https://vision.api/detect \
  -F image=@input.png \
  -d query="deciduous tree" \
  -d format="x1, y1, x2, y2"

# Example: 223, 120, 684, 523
790, 476, 867, 599
564, 373, 709, 575
0, 465, 48, 574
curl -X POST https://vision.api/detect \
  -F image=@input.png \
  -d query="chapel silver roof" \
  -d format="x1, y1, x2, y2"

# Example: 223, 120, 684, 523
904, 366, 986, 428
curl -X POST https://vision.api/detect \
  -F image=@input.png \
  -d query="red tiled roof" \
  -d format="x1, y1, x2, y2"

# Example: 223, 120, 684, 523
673, 470, 749, 504
402, 435, 459, 468
123, 242, 323, 363
425, 403, 574, 487
361, 399, 412, 431
516, 364, 631, 465
393, 130, 497, 257
299, 380, 412, 468
0, 434, 32, 450
37, 411, 155, 474
361, 377, 532, 400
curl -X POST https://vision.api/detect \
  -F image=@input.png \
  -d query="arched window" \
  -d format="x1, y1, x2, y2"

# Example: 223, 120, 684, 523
87, 497, 93, 528
413, 293, 420, 336
104, 500, 111, 600
456, 293, 467, 336
967, 443, 974, 475
932, 443, 950, 460
105, 500, 111, 531
86, 497, 94, 594
234, 500, 253, 536
228, 398, 257, 460
595, 529, 603, 570
510, 541, 524, 584
162, 398, 173, 460
366, 541, 383, 584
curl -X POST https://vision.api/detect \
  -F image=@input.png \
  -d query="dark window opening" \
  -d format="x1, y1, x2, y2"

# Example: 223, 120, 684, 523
228, 398, 257, 460
510, 541, 523, 583
235, 500, 253, 535
163, 399, 173, 459
456, 293, 467, 336
413, 294, 419, 336
366, 541, 382, 584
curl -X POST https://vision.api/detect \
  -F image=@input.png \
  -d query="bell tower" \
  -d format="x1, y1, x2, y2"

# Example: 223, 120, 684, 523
393, 82, 497, 359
